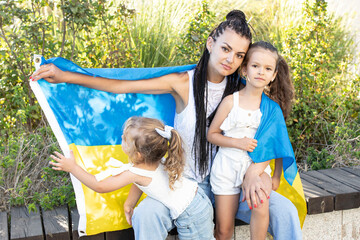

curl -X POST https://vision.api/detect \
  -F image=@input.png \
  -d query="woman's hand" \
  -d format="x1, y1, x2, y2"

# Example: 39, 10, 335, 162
237, 137, 257, 152
49, 151, 76, 173
241, 164, 270, 209
31, 63, 68, 83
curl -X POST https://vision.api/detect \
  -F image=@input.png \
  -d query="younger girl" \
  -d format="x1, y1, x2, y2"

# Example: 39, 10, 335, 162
207, 41, 294, 240
50, 116, 214, 240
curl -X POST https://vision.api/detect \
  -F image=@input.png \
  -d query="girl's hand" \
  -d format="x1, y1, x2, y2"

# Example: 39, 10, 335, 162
124, 204, 134, 225
272, 175, 280, 191
31, 63, 67, 83
237, 137, 257, 152
49, 151, 76, 173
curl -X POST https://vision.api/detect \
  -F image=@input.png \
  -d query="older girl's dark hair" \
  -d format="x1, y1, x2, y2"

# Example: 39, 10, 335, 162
241, 41, 295, 119
193, 10, 252, 178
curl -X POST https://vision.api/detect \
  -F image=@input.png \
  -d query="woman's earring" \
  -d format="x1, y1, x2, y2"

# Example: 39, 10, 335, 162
245, 75, 250, 82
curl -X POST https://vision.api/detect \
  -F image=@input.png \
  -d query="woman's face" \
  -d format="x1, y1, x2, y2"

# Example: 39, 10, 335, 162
207, 28, 250, 81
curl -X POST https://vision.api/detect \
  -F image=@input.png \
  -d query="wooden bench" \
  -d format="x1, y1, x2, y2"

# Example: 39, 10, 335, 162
1, 167, 359, 240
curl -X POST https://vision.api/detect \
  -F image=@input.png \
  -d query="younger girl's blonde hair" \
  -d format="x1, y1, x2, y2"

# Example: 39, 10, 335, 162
123, 116, 184, 190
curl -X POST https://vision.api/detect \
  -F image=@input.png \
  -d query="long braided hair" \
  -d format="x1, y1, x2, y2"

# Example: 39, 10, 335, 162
193, 10, 253, 178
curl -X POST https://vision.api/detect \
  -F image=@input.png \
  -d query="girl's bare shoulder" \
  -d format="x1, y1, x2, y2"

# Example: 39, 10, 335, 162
215, 94, 234, 113
222, 94, 234, 106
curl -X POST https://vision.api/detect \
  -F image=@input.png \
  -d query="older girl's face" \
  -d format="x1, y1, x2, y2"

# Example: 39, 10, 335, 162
206, 28, 250, 82
242, 48, 278, 89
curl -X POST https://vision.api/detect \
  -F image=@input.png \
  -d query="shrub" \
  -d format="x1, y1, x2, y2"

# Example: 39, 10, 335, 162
175, 0, 216, 64
283, 0, 359, 170
0, 123, 75, 211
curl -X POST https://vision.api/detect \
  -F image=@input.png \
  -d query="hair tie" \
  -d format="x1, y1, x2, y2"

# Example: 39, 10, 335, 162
155, 125, 173, 140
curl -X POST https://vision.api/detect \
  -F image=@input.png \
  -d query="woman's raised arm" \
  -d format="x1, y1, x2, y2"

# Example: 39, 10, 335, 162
31, 63, 188, 95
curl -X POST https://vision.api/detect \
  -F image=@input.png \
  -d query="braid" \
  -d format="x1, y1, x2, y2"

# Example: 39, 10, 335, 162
193, 10, 252, 178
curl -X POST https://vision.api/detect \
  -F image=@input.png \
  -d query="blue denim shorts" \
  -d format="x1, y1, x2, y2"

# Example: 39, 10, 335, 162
174, 187, 215, 240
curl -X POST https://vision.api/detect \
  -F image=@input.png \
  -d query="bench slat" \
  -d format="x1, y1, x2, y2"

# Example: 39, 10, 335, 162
10, 206, 44, 240
318, 168, 360, 191
341, 167, 360, 177
42, 206, 70, 239
299, 176, 334, 214
0, 211, 8, 240
105, 228, 134, 240
301, 171, 360, 211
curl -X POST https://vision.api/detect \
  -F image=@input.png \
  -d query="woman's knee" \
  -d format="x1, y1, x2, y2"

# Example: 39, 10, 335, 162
268, 192, 298, 221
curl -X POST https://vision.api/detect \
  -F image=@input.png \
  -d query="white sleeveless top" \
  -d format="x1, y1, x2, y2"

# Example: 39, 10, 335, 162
94, 158, 197, 219
132, 164, 198, 219
174, 69, 227, 182
219, 91, 262, 159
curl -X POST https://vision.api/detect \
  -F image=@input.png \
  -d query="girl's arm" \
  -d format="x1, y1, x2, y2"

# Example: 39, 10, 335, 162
124, 185, 143, 225
272, 158, 283, 190
50, 151, 136, 193
207, 95, 257, 152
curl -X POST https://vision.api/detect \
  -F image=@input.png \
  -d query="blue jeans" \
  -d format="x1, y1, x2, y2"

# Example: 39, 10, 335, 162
132, 187, 214, 240
132, 177, 302, 240
174, 187, 215, 240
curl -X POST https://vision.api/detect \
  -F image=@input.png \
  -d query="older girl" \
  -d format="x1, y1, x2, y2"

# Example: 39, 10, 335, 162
208, 41, 295, 240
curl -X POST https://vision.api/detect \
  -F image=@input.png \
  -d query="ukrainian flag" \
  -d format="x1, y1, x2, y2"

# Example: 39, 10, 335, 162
31, 56, 306, 236
30, 55, 195, 236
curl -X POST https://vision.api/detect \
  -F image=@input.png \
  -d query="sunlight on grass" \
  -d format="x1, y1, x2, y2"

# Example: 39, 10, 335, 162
125, 0, 202, 67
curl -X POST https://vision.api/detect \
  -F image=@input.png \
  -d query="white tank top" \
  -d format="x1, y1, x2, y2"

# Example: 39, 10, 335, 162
132, 164, 198, 219
174, 69, 227, 182
94, 158, 197, 219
